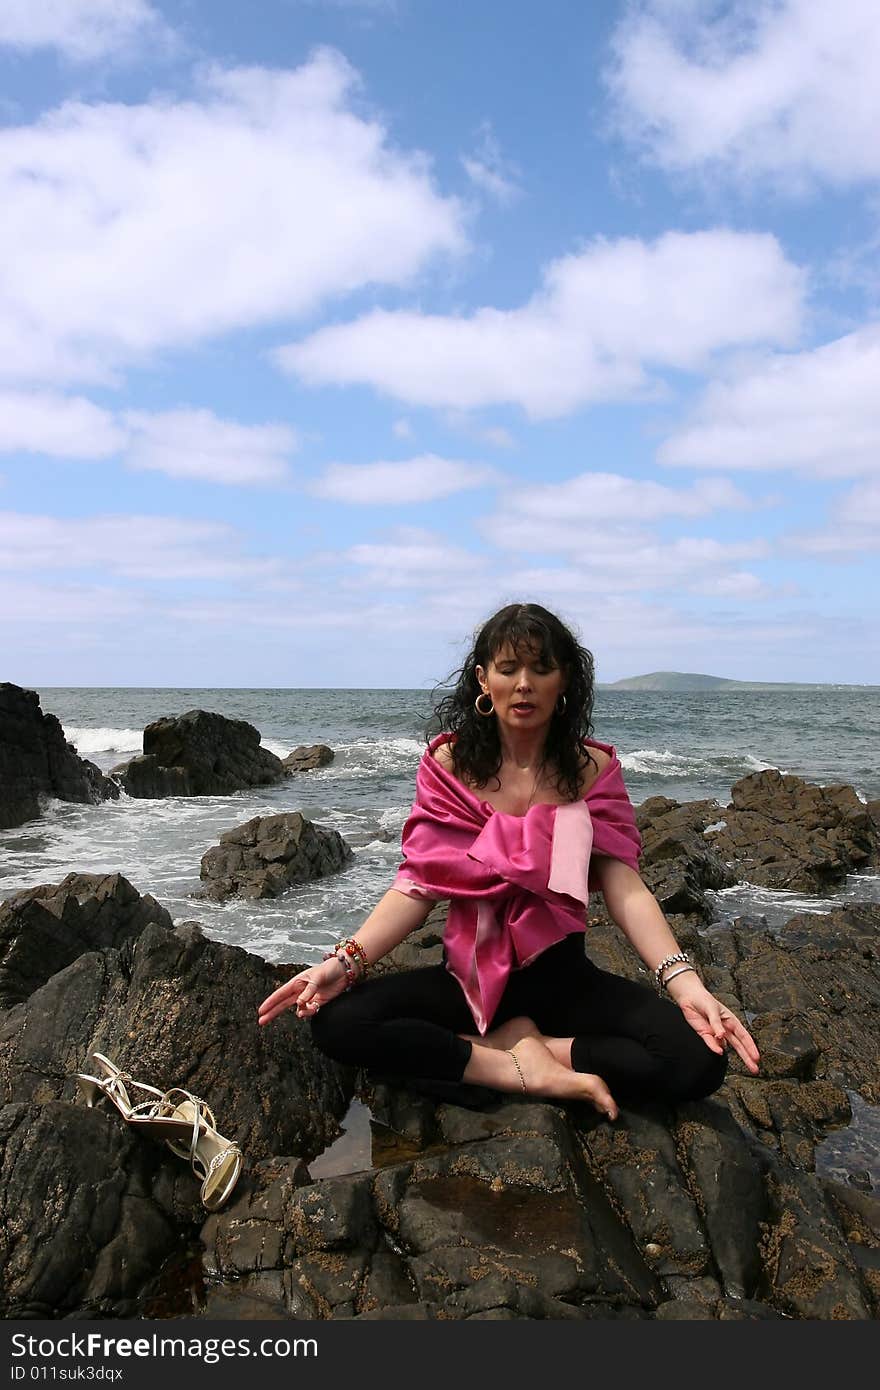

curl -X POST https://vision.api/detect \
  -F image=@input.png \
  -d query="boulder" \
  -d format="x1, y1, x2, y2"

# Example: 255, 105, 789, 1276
283, 745, 335, 773
199, 811, 353, 901
0, 683, 119, 829
111, 709, 284, 798
708, 768, 879, 892
637, 796, 737, 920
0, 873, 355, 1318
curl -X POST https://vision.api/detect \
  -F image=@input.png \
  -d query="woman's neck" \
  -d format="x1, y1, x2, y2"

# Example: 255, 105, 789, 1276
497, 727, 550, 771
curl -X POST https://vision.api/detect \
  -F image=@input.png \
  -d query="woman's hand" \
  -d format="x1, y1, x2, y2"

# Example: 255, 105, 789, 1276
258, 955, 347, 1026
664, 971, 761, 1074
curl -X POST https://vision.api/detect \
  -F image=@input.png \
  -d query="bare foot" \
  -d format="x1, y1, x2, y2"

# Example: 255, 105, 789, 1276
461, 1018, 578, 1074
459, 1015, 541, 1051
512, 1037, 618, 1119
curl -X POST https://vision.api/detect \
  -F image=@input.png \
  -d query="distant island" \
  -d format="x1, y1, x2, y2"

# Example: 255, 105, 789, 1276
601, 671, 840, 692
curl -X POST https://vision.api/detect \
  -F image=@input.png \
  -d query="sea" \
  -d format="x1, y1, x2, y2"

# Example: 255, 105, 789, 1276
3, 683, 879, 1184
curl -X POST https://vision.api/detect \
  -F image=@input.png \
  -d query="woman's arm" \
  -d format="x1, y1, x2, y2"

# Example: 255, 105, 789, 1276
258, 888, 434, 1025
592, 855, 760, 1074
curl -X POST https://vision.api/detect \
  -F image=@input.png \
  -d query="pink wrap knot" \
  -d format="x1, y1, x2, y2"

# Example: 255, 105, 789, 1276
393, 734, 641, 1033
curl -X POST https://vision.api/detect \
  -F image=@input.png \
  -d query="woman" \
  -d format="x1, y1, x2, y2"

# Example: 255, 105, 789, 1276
259, 604, 759, 1120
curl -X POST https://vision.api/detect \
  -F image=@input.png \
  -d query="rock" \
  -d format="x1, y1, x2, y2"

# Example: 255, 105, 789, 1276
283, 745, 335, 772
637, 797, 736, 920
731, 906, 880, 1103
0, 683, 119, 829
0, 873, 355, 1318
111, 709, 284, 798
199, 811, 353, 901
0, 1100, 181, 1318
708, 768, 879, 893
762, 1162, 872, 1318
0, 871, 172, 1010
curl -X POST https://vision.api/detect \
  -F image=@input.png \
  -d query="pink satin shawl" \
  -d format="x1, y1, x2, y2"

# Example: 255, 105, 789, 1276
393, 734, 642, 1033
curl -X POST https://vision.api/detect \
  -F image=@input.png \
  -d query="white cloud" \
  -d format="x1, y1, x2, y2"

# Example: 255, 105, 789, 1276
462, 123, 522, 204
608, 0, 880, 189
479, 426, 516, 449
784, 479, 880, 558
310, 455, 499, 503
0, 511, 283, 581
0, 390, 124, 457
660, 326, 880, 476
695, 571, 771, 599
123, 409, 297, 485
342, 526, 488, 587
0, 0, 171, 62
0, 50, 466, 387
0, 579, 145, 624
278, 230, 804, 417
0, 394, 298, 485
488, 472, 752, 530
498, 536, 768, 594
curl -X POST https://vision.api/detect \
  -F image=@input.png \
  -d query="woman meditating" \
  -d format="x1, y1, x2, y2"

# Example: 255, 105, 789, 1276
259, 604, 759, 1118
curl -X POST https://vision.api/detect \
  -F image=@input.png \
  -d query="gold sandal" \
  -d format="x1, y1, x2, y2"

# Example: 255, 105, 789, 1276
75, 1053, 201, 1145
155, 1087, 242, 1211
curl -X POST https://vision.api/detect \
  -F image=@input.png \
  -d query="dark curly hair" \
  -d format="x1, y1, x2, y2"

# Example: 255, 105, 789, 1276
431, 603, 596, 802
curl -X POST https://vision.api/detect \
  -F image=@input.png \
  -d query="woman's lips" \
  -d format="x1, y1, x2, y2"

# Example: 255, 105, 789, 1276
511, 702, 535, 712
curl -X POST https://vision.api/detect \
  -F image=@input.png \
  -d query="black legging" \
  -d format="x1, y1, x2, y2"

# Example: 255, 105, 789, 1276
311, 934, 727, 1104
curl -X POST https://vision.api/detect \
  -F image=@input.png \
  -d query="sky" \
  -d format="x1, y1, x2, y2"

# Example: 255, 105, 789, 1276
1, 0, 879, 689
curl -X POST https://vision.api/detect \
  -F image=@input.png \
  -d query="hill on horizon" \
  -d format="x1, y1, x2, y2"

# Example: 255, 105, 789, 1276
605, 671, 791, 692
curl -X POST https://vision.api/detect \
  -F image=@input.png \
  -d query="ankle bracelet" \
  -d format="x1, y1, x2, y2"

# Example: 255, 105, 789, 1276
507, 1048, 527, 1093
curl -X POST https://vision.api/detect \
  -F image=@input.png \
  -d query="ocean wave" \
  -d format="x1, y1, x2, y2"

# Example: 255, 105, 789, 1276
319, 737, 425, 778
63, 726, 143, 755
620, 747, 784, 778
261, 739, 292, 758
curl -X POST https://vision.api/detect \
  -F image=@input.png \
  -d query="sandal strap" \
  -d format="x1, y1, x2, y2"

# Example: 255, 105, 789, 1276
154, 1087, 217, 1166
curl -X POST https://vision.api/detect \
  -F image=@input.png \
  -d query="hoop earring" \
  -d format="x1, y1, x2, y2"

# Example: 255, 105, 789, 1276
475, 692, 495, 716
555, 694, 567, 714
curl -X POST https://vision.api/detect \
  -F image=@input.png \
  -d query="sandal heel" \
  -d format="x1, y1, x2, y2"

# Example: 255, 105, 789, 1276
75, 1074, 100, 1107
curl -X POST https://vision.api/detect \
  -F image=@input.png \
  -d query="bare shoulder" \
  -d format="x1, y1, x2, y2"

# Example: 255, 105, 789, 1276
430, 738, 456, 769
579, 743, 612, 795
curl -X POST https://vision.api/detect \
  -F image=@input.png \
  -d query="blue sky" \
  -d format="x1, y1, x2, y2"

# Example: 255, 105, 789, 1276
1, 0, 878, 688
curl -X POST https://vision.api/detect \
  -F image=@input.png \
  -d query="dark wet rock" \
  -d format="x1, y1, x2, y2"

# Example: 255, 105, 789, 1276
637, 797, 736, 919
0, 872, 172, 1011
762, 1162, 872, 1319
822, 1180, 880, 1316
198, 810, 353, 901
709, 769, 879, 893
673, 1099, 770, 1299
730, 906, 880, 1103
283, 745, 335, 772
577, 1104, 711, 1279
0, 1100, 183, 1318
111, 709, 284, 798
0, 683, 119, 829
0, 874, 355, 1318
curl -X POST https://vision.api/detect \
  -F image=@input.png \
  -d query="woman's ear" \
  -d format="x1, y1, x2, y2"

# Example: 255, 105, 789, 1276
475, 665, 487, 691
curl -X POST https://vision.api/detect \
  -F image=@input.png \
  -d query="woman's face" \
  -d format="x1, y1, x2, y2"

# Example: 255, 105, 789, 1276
476, 640, 566, 738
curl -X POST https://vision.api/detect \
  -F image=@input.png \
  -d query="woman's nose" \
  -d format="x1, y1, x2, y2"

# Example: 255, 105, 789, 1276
515, 669, 532, 690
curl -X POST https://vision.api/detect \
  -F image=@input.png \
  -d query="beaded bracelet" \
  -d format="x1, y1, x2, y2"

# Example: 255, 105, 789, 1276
335, 937, 370, 979
653, 952, 690, 992
322, 948, 356, 991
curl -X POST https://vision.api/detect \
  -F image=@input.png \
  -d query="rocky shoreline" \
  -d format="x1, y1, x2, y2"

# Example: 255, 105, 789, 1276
1, 685, 879, 1319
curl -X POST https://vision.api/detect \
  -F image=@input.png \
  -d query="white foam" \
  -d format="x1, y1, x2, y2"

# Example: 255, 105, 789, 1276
63, 726, 143, 755
261, 739, 292, 758
620, 747, 783, 778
